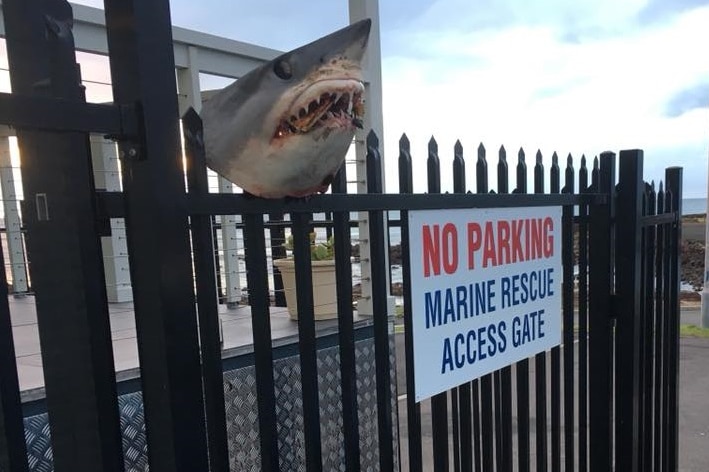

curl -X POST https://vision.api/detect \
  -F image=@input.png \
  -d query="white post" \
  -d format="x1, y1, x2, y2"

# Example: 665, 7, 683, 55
349, 0, 394, 317
0, 129, 28, 295
701, 157, 709, 328
177, 46, 242, 308
90, 136, 133, 303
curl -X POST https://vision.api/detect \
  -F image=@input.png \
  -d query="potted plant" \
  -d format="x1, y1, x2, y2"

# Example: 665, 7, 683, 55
273, 233, 338, 320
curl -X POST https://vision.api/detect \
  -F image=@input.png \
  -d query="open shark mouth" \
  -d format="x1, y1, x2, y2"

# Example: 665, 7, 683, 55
274, 79, 365, 139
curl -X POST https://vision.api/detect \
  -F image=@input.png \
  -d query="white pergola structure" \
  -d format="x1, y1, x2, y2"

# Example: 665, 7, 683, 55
0, 0, 388, 315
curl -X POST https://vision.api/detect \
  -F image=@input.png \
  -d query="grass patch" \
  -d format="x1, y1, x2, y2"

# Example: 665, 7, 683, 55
680, 324, 709, 338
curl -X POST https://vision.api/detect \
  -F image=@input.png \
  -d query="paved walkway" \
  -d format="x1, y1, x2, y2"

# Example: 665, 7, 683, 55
8, 295, 360, 397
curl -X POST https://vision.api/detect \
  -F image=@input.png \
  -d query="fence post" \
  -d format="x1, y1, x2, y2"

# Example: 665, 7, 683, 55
3, 1, 125, 470
331, 163, 362, 471
427, 136, 450, 472
614, 150, 644, 472
103, 0, 210, 469
589, 152, 615, 472
664, 167, 682, 472
182, 110, 230, 472
400, 134, 423, 472
367, 130, 396, 472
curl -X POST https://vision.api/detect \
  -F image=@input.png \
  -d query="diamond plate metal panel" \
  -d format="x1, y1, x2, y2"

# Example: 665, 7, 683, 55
118, 392, 148, 471
273, 354, 306, 471
318, 351, 345, 472
18, 332, 399, 472
224, 366, 260, 472
23, 414, 52, 472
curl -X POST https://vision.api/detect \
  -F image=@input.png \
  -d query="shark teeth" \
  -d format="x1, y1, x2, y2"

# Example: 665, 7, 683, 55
276, 83, 365, 139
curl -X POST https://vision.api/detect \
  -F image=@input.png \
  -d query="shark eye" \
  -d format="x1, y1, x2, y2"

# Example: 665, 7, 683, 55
274, 60, 293, 80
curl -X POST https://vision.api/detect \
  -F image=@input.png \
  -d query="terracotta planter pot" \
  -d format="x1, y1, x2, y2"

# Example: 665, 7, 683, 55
273, 258, 337, 320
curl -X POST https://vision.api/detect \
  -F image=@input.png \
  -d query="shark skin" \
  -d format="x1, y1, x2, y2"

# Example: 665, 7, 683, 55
201, 19, 371, 198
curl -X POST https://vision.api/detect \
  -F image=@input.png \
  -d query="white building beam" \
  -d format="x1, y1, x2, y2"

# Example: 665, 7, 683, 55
0, 129, 27, 295
176, 46, 242, 308
349, 0, 392, 317
90, 136, 132, 303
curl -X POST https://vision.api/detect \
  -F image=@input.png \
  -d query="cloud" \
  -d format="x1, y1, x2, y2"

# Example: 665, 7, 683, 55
378, 3, 709, 196
4, 0, 708, 196
665, 83, 708, 118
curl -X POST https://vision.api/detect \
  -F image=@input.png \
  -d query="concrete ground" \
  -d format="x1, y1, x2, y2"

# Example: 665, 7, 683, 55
8, 295, 366, 398
8, 295, 708, 470
393, 309, 709, 471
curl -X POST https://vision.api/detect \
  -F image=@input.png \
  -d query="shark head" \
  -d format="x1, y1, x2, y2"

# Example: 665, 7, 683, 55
201, 19, 372, 198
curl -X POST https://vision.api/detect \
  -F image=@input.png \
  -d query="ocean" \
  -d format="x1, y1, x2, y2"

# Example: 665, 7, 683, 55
682, 198, 707, 216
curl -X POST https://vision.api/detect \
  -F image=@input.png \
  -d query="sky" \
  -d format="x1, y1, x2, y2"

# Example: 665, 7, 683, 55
2, 0, 708, 197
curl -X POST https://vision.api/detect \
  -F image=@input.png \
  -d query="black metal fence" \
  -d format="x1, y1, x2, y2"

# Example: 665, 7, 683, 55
0, 1, 682, 471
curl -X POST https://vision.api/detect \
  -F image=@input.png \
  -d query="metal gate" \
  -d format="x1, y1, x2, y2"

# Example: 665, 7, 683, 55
0, 1, 682, 471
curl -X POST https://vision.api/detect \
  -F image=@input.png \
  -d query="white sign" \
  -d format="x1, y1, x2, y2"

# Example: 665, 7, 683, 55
408, 206, 563, 402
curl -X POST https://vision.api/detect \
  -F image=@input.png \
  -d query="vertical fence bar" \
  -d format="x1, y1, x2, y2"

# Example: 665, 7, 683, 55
562, 154, 576, 472
0, 225, 28, 472
104, 0, 214, 469
664, 167, 682, 472
243, 212, 280, 472
292, 211, 323, 472
588, 152, 615, 472
366, 131, 395, 472
453, 140, 473, 472
492, 146, 513, 472
661, 183, 673, 472
578, 156, 589, 472
472, 143, 490, 472
400, 134, 424, 472
515, 148, 531, 472
615, 150, 644, 472
331, 165, 362, 472
4, 1, 125, 470
534, 150, 549, 472
427, 136, 450, 472
479, 145, 494, 472
653, 184, 665, 472
549, 152, 562, 472
642, 183, 656, 472
182, 110, 229, 472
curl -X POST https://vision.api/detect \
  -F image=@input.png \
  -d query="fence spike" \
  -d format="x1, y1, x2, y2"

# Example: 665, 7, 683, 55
453, 140, 466, 193
476, 143, 488, 193
398, 134, 413, 193
550, 152, 560, 194
429, 136, 438, 153
478, 142, 486, 160
497, 146, 509, 194
516, 148, 527, 194
454, 140, 463, 156
367, 129, 379, 149
399, 133, 410, 149
534, 150, 544, 193
428, 136, 441, 193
